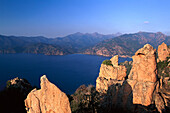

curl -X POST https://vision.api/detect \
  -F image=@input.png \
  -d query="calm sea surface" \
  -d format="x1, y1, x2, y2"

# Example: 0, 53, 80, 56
0, 54, 132, 94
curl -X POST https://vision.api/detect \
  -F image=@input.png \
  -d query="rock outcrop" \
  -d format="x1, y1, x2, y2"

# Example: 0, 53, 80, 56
0, 77, 33, 113
25, 75, 71, 113
96, 44, 166, 112
157, 42, 170, 62
128, 44, 157, 106
6, 77, 32, 95
96, 55, 127, 93
110, 55, 119, 67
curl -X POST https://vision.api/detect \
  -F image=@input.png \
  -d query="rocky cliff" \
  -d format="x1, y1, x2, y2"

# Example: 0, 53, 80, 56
128, 44, 157, 106
96, 44, 170, 113
25, 75, 71, 113
96, 55, 127, 94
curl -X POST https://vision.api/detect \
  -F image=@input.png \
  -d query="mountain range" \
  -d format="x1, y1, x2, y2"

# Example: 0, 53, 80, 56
84, 32, 170, 57
0, 32, 118, 55
0, 32, 169, 56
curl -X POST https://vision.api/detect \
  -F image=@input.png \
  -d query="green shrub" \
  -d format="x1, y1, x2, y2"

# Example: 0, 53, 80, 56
102, 59, 113, 66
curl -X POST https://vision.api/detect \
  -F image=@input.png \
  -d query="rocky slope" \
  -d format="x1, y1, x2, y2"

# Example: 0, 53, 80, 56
22, 43, 72, 55
25, 75, 71, 113
84, 32, 170, 57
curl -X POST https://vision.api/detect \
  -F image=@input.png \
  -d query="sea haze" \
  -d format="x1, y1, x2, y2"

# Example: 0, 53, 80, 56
0, 54, 132, 94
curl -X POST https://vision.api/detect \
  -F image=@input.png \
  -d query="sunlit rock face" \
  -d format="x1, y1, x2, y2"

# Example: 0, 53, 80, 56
95, 44, 163, 113
157, 42, 170, 62
25, 75, 71, 113
128, 44, 157, 106
96, 55, 127, 94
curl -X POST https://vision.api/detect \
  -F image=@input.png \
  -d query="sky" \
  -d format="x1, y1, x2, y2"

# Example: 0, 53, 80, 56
0, 0, 170, 38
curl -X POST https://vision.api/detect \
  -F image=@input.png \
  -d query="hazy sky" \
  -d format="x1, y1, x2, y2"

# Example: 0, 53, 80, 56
0, 0, 170, 37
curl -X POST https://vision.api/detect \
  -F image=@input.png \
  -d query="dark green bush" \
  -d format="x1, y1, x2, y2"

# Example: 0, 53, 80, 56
102, 59, 113, 66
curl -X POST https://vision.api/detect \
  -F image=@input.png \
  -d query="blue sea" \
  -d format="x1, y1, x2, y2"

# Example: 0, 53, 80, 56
0, 54, 132, 94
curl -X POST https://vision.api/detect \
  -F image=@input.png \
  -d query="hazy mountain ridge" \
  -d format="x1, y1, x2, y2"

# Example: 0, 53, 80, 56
0, 32, 117, 55
0, 32, 169, 56
84, 32, 170, 57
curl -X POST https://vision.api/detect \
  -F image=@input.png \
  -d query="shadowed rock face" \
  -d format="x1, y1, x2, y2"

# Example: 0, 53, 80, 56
0, 77, 33, 113
128, 44, 157, 106
25, 75, 71, 113
7, 77, 32, 95
157, 42, 170, 62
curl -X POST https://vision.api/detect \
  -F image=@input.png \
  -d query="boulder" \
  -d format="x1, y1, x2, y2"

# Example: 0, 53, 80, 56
25, 75, 71, 113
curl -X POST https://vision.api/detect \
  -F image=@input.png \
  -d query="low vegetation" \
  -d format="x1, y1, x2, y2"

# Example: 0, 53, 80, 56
157, 56, 170, 78
70, 84, 100, 113
102, 59, 113, 66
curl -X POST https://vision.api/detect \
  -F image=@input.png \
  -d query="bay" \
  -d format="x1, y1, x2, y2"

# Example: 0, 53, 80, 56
0, 54, 132, 94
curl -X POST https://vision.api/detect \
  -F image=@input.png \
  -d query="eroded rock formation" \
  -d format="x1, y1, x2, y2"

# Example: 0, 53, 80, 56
96, 55, 127, 93
96, 44, 170, 113
25, 75, 71, 113
128, 44, 157, 106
